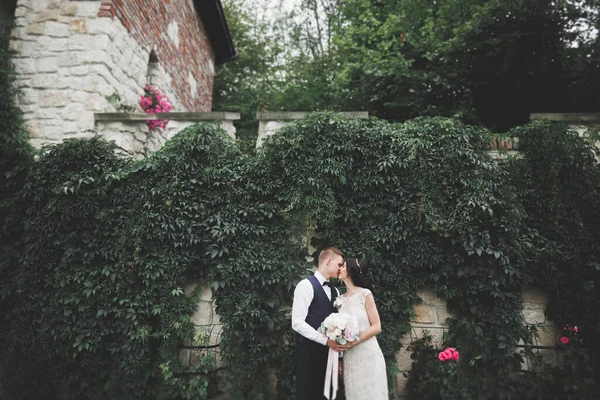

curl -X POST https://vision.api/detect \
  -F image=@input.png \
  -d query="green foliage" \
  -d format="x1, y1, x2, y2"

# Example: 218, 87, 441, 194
406, 336, 472, 400
214, 0, 600, 137
0, 15, 34, 203
1, 112, 599, 399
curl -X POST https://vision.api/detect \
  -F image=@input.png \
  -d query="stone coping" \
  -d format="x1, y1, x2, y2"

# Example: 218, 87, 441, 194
94, 112, 241, 122
256, 111, 369, 120
530, 113, 600, 123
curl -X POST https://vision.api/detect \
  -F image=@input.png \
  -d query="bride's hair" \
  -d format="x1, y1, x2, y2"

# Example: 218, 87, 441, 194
346, 258, 373, 291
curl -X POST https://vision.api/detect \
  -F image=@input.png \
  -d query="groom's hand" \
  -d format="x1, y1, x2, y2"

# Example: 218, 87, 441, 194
326, 338, 344, 352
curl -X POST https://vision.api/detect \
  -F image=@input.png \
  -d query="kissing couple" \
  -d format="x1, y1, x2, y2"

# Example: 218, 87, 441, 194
291, 247, 389, 399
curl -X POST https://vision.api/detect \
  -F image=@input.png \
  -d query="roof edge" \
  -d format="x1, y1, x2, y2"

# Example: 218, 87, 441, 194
193, 0, 238, 65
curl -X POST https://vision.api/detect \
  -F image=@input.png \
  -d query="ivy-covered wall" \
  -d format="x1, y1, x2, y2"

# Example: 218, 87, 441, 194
1, 111, 598, 400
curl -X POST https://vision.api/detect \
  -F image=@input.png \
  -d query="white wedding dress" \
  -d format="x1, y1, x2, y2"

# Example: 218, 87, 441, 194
339, 288, 389, 400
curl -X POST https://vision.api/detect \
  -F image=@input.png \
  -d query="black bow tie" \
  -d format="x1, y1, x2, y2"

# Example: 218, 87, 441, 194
323, 281, 332, 287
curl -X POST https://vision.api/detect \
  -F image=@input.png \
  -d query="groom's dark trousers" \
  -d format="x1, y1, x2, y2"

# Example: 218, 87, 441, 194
296, 276, 337, 400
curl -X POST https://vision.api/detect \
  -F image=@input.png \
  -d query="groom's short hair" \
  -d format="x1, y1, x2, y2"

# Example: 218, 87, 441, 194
318, 246, 343, 266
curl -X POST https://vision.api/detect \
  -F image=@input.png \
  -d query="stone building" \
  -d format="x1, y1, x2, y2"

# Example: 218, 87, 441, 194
4, 0, 238, 153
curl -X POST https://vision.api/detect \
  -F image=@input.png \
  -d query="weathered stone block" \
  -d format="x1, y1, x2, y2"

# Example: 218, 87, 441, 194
18, 89, 38, 105
94, 35, 112, 51
30, 73, 59, 88
80, 50, 111, 64
24, 121, 42, 137
71, 91, 88, 103
77, 111, 95, 130
43, 21, 69, 37
58, 52, 79, 67
37, 108, 64, 120
68, 19, 88, 34
62, 122, 79, 134
36, 10, 59, 22
59, 2, 78, 16
523, 309, 546, 325
416, 288, 446, 307
83, 75, 108, 93
76, 2, 101, 18
59, 77, 83, 90
14, 6, 27, 18
62, 103, 84, 121
42, 125, 67, 139
190, 300, 214, 326
39, 91, 69, 108
69, 34, 96, 51
87, 19, 118, 38
411, 304, 435, 324
13, 59, 37, 75
26, 23, 45, 35
535, 325, 559, 347
10, 26, 26, 40
84, 93, 109, 111
71, 66, 90, 76
396, 372, 409, 396
522, 288, 549, 308
396, 347, 414, 372
47, 38, 68, 52
8, 40, 21, 52
436, 308, 454, 325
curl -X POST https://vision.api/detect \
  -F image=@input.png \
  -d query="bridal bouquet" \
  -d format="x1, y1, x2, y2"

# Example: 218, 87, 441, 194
319, 313, 360, 400
318, 312, 360, 345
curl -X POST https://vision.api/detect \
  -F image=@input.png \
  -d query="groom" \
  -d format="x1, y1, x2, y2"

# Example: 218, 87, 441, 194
292, 246, 345, 400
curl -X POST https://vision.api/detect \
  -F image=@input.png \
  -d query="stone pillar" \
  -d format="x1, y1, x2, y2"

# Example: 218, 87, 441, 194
179, 282, 222, 369
395, 288, 456, 398
255, 111, 369, 148
520, 287, 559, 370
94, 111, 240, 158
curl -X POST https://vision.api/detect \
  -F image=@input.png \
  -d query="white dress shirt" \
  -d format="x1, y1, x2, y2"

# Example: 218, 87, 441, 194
291, 270, 338, 346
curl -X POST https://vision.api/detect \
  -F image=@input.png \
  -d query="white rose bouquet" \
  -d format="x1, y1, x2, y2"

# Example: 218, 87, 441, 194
318, 312, 360, 345
318, 312, 360, 399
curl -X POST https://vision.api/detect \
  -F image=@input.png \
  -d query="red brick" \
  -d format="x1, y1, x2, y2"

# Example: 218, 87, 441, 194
94, 0, 215, 111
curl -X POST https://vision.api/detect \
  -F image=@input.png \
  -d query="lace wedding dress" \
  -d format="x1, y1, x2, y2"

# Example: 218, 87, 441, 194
339, 288, 388, 400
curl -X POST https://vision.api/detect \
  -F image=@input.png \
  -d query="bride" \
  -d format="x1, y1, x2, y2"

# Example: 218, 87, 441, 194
338, 258, 388, 400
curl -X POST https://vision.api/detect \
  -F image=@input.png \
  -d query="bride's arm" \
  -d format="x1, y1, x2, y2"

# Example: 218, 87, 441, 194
350, 293, 381, 347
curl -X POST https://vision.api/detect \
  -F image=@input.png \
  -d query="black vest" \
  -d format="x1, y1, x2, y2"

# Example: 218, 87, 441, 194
297, 275, 337, 345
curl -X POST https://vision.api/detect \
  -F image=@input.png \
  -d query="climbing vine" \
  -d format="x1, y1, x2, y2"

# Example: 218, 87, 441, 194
0, 111, 598, 400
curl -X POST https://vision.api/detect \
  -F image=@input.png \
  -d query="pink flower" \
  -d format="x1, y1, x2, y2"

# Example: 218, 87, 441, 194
560, 336, 569, 344
438, 347, 459, 362
573, 326, 578, 333
140, 85, 172, 132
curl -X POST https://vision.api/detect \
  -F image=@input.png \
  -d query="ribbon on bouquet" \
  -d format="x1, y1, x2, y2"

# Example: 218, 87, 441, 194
323, 348, 339, 400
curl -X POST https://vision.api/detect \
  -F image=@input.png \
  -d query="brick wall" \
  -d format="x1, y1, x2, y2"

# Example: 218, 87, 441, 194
97, 0, 215, 111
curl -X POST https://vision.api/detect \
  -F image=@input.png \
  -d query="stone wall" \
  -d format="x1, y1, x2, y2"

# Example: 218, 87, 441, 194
395, 288, 456, 396
394, 287, 558, 397
93, 111, 239, 158
255, 111, 370, 148
530, 113, 600, 134
10, 0, 215, 149
181, 281, 558, 397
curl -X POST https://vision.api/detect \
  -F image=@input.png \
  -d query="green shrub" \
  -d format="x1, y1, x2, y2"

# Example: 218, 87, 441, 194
1, 110, 598, 399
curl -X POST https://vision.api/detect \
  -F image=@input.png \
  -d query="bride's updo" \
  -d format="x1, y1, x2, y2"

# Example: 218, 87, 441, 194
346, 258, 373, 291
